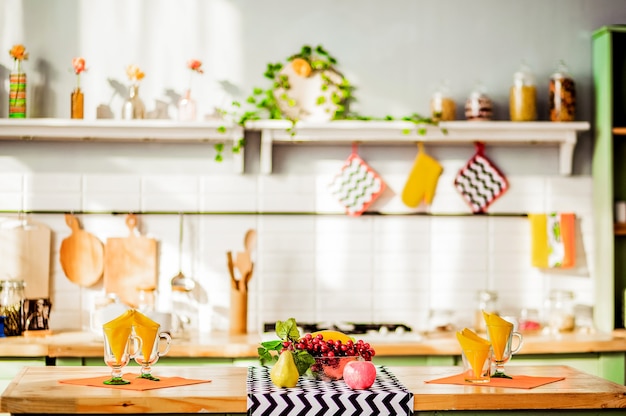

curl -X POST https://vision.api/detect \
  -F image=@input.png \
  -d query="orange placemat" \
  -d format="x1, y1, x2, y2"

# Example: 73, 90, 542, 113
59, 373, 211, 391
425, 373, 564, 389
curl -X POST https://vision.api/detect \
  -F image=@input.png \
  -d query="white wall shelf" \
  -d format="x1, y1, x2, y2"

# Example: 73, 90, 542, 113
0, 119, 245, 173
0, 119, 590, 176
245, 120, 590, 175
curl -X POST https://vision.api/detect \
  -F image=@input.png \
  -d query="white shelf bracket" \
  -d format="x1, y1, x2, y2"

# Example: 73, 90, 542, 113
559, 131, 577, 176
260, 128, 274, 174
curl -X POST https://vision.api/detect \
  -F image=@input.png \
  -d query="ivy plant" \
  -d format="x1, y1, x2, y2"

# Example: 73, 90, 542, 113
214, 44, 441, 161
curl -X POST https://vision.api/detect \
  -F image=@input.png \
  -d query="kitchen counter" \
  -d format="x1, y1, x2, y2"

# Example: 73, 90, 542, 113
1, 330, 625, 358
2, 365, 626, 415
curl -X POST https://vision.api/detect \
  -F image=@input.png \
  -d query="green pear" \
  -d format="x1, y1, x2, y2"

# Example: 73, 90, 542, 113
270, 350, 299, 388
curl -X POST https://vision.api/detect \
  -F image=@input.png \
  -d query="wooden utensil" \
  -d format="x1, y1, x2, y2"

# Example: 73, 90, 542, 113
104, 214, 158, 308
0, 218, 51, 299
232, 229, 256, 291
59, 214, 104, 287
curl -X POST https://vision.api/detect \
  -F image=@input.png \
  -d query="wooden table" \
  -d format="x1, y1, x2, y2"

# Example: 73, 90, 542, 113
2, 365, 626, 415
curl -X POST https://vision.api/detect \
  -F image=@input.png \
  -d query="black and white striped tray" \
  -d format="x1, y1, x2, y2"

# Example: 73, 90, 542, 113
247, 365, 414, 416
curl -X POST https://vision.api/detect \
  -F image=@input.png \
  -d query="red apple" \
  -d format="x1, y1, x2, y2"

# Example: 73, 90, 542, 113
342, 360, 377, 389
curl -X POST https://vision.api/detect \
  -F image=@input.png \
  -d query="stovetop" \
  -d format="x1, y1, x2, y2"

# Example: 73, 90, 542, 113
262, 322, 412, 335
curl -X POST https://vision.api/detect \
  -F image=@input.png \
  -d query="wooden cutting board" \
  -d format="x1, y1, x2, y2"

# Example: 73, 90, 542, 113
103, 214, 158, 308
0, 218, 51, 299
59, 214, 104, 287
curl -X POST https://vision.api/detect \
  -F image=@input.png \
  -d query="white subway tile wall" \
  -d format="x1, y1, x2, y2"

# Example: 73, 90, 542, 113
1, 172, 594, 335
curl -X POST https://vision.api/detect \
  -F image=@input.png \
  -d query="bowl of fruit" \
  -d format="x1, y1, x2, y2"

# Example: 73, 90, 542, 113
259, 318, 376, 384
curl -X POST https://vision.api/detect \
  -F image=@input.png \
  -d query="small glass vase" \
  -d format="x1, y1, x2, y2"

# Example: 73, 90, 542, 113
71, 87, 84, 119
178, 89, 196, 121
9, 61, 26, 118
122, 84, 145, 119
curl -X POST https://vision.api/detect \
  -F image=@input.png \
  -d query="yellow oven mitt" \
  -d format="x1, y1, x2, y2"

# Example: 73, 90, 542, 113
401, 142, 443, 208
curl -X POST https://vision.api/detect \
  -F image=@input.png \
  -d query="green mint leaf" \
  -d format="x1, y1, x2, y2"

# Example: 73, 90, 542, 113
293, 350, 315, 376
261, 340, 283, 350
276, 318, 300, 341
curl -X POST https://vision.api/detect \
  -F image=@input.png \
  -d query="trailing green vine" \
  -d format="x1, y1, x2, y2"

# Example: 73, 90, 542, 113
214, 44, 441, 161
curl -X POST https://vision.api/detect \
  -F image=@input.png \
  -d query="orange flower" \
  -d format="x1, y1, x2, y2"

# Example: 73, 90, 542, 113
126, 64, 145, 82
187, 59, 204, 74
9, 44, 28, 61
72, 57, 87, 75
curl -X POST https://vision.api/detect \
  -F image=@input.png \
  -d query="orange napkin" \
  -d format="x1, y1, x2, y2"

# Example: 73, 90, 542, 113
482, 311, 513, 362
59, 373, 211, 391
425, 373, 564, 389
132, 310, 160, 361
103, 310, 135, 365
456, 328, 491, 379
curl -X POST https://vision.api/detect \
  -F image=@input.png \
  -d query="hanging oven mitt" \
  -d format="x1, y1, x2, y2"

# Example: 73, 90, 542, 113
401, 142, 443, 208
529, 212, 576, 268
454, 142, 509, 213
328, 143, 386, 217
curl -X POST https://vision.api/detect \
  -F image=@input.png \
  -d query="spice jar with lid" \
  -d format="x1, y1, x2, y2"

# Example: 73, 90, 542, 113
0, 280, 26, 336
546, 289, 575, 333
465, 82, 493, 121
509, 63, 537, 121
549, 60, 576, 122
430, 81, 456, 122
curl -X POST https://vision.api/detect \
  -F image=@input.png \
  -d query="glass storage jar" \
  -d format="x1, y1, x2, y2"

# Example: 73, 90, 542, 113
430, 81, 456, 122
509, 63, 537, 121
546, 289, 575, 333
465, 82, 493, 121
0, 280, 26, 336
474, 290, 498, 333
549, 60, 576, 122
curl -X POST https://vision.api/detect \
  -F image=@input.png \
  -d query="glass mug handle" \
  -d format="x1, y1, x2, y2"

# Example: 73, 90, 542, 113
510, 331, 524, 355
129, 335, 143, 359
158, 332, 172, 357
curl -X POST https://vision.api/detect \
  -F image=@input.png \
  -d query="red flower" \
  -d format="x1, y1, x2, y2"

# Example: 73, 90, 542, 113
187, 59, 204, 74
72, 57, 87, 75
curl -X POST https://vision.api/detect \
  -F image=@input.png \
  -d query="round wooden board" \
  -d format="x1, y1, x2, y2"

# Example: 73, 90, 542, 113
59, 214, 104, 287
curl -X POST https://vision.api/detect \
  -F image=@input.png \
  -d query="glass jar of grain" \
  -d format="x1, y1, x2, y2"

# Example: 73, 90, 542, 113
509, 63, 537, 121
430, 80, 456, 122
0, 280, 26, 336
549, 60, 576, 122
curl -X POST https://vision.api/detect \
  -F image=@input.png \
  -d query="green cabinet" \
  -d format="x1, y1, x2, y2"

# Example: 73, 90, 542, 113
592, 25, 626, 332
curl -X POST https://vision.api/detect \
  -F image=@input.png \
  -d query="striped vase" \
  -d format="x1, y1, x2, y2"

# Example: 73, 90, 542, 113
9, 62, 26, 118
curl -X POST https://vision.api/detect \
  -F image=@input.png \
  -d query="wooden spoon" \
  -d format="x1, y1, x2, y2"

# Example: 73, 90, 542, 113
59, 214, 104, 287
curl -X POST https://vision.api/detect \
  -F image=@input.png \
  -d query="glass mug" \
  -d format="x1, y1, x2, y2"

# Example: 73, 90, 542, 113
486, 323, 523, 378
134, 331, 172, 381
461, 348, 492, 384
102, 330, 142, 385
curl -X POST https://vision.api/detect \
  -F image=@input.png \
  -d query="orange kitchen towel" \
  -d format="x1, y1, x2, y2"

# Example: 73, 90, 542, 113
425, 373, 564, 389
529, 212, 575, 268
59, 373, 211, 391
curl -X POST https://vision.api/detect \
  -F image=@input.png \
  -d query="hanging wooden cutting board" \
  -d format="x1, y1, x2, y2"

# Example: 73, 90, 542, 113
103, 214, 158, 308
0, 218, 51, 299
59, 214, 104, 287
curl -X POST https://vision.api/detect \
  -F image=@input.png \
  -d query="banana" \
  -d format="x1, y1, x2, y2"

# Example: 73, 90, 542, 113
310, 329, 353, 343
